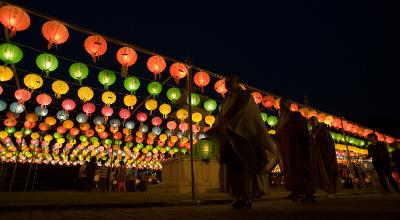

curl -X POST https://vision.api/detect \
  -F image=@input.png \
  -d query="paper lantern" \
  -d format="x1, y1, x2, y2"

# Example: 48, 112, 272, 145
167, 121, 177, 131
39, 122, 50, 132
317, 113, 326, 123
170, 63, 188, 84
45, 116, 57, 126
136, 112, 147, 122
123, 94, 137, 110
205, 115, 215, 127
0, 66, 13, 81
116, 47, 137, 77
25, 113, 38, 122
24, 120, 36, 129
196, 139, 217, 160
267, 116, 278, 127
324, 115, 334, 126
308, 110, 318, 119
4, 118, 17, 127
36, 53, 58, 76
70, 127, 80, 136
290, 103, 298, 112
0, 5, 30, 37
274, 98, 281, 110
167, 87, 181, 103
0, 100, 7, 112
35, 106, 48, 118
251, 92, 263, 104
52, 80, 69, 99
192, 112, 202, 124
159, 103, 171, 119
84, 35, 107, 63
0, 43, 23, 65
119, 109, 131, 121
0, 85, 2, 95
262, 95, 275, 108
23, 74, 43, 91
145, 99, 158, 115
76, 113, 88, 124
93, 116, 105, 125
101, 106, 113, 121
69, 63, 89, 85
214, 79, 227, 97
82, 102, 95, 116
14, 89, 31, 103
110, 119, 121, 128
147, 55, 166, 78
299, 108, 309, 118
186, 93, 201, 106
125, 120, 135, 130
176, 109, 188, 121
147, 81, 162, 97
124, 76, 140, 94
101, 91, 116, 106
77, 86, 94, 103
63, 119, 74, 129
56, 110, 68, 121
150, 117, 162, 127
179, 122, 189, 133
98, 69, 116, 90
194, 71, 210, 92
62, 99, 76, 113
41, 20, 69, 49
36, 93, 52, 107
203, 99, 217, 113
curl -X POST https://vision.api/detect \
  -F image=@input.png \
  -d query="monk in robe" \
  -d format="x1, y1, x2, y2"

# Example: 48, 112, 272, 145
208, 75, 277, 210
309, 116, 338, 197
276, 97, 314, 202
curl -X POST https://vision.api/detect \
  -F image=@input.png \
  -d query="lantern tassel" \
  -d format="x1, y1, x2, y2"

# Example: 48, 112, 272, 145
92, 55, 97, 63
47, 41, 53, 50
121, 66, 128, 78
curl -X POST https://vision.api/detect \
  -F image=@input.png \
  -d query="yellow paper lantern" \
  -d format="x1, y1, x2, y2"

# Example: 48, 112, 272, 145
24, 74, 43, 91
171, 135, 178, 143
148, 132, 156, 140
45, 116, 57, 126
159, 103, 171, 119
159, 134, 167, 142
78, 86, 94, 102
145, 99, 158, 115
44, 134, 53, 142
0, 131, 8, 139
136, 131, 143, 138
102, 91, 116, 106
176, 109, 188, 121
124, 94, 137, 110
205, 115, 215, 127
57, 138, 65, 144
192, 112, 202, 124
14, 131, 23, 138
63, 119, 74, 129
52, 80, 69, 99
0, 66, 13, 81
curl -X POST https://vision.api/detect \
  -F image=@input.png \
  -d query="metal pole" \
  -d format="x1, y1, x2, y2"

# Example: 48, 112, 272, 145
31, 163, 38, 191
24, 162, 33, 192
340, 118, 359, 194
186, 58, 195, 202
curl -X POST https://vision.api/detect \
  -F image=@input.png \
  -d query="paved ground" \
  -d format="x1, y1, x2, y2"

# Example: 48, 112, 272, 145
0, 194, 399, 220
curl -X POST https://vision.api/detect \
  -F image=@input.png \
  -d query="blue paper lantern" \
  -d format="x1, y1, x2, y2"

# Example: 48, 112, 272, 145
140, 124, 149, 133
93, 116, 105, 125
76, 113, 88, 124
10, 102, 24, 114
152, 127, 161, 136
125, 120, 135, 130
110, 119, 121, 128
0, 100, 7, 112
56, 110, 68, 121
35, 106, 48, 117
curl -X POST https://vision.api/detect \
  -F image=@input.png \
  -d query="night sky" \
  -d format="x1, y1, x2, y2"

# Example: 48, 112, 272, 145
6, 0, 399, 136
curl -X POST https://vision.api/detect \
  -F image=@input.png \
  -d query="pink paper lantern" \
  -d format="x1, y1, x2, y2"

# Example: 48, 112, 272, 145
179, 122, 189, 133
151, 116, 162, 127
83, 102, 96, 116
62, 99, 76, 112
36, 93, 52, 107
119, 109, 131, 121
136, 112, 147, 122
15, 89, 31, 103
167, 121, 177, 131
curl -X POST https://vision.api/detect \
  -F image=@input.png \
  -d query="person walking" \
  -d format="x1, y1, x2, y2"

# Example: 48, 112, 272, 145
116, 161, 127, 192
85, 156, 97, 192
96, 160, 109, 192
78, 163, 87, 192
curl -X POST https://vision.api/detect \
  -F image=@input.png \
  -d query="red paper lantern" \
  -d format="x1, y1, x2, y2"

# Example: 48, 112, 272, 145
179, 122, 189, 133
62, 99, 76, 113
251, 92, 262, 104
146, 138, 154, 145
0, 85, 3, 95
36, 93, 52, 107
83, 102, 96, 116
290, 103, 298, 112
39, 122, 49, 131
70, 127, 80, 136
135, 136, 143, 144
4, 118, 16, 127
119, 108, 131, 121
0, 5, 30, 37
117, 47, 137, 77
194, 71, 210, 92
41, 20, 69, 49
170, 63, 188, 84
261, 95, 275, 108
147, 55, 166, 78
101, 106, 113, 121
136, 112, 147, 122
85, 129, 94, 137
14, 89, 31, 104
114, 132, 122, 140
151, 116, 162, 127
84, 35, 107, 63
99, 131, 108, 139
57, 126, 67, 134
192, 124, 200, 133
167, 121, 177, 131
24, 120, 35, 129
214, 79, 227, 97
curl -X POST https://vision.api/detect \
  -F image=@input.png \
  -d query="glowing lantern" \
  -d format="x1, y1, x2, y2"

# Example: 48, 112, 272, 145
261, 112, 268, 123
252, 92, 263, 104
179, 122, 189, 133
299, 108, 309, 118
23, 74, 43, 91
147, 55, 166, 79
267, 116, 278, 127
186, 93, 201, 106
169, 63, 188, 84
124, 94, 137, 110
36, 53, 58, 76
125, 120, 135, 130
0, 66, 13, 81
84, 35, 107, 63
0, 100, 7, 111
76, 113, 88, 124
290, 103, 298, 111
56, 110, 68, 121
176, 109, 188, 121
35, 106, 48, 117
159, 103, 171, 119
145, 99, 158, 115
167, 121, 177, 131
324, 115, 334, 126
98, 69, 116, 90
101, 106, 113, 121
196, 139, 217, 160
26, 113, 38, 122
150, 117, 162, 127
110, 119, 121, 128
317, 113, 326, 123
194, 71, 210, 92
14, 89, 31, 103
36, 93, 52, 107
167, 87, 181, 103
205, 115, 215, 127
0, 5, 30, 37
4, 118, 17, 127
147, 81, 162, 97
308, 110, 318, 119
62, 99, 76, 114
52, 80, 69, 99
63, 119, 74, 129
69, 63, 89, 85
41, 20, 69, 49
116, 47, 137, 77
262, 95, 275, 108
274, 98, 281, 110
0, 43, 23, 65
101, 91, 116, 106
124, 76, 140, 94
204, 99, 217, 113
214, 79, 227, 97
45, 116, 57, 126
82, 102, 95, 116
24, 120, 35, 129
70, 127, 80, 136
39, 123, 49, 132
77, 86, 94, 102
93, 116, 105, 125
192, 112, 202, 124
136, 112, 147, 123
119, 109, 131, 121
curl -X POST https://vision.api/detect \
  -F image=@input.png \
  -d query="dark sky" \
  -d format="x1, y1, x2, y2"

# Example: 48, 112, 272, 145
7, 0, 399, 136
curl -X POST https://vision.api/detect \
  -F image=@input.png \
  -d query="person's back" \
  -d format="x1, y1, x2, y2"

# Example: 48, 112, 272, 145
368, 142, 391, 168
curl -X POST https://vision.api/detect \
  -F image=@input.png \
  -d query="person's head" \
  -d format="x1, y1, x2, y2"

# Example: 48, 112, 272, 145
279, 97, 291, 112
119, 160, 125, 166
101, 160, 106, 165
224, 74, 239, 91
310, 116, 319, 127
90, 156, 97, 163
367, 133, 378, 144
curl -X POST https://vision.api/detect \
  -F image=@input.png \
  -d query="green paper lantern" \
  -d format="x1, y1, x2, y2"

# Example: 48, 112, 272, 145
36, 53, 58, 76
79, 135, 87, 142
167, 87, 181, 103
69, 62, 89, 85
196, 139, 217, 160
5, 127, 15, 134
0, 43, 23, 65
186, 93, 201, 106
261, 112, 268, 123
53, 132, 62, 139
147, 81, 162, 97
104, 139, 112, 146
98, 69, 116, 90
24, 129, 32, 135
124, 76, 140, 94
267, 115, 278, 127
204, 99, 217, 113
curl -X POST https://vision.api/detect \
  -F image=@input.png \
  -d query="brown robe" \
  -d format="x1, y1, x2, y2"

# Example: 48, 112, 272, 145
277, 111, 314, 195
310, 124, 339, 193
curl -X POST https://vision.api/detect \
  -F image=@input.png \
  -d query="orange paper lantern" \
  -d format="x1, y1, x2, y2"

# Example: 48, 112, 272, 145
147, 55, 166, 78
116, 47, 137, 77
194, 71, 210, 92
0, 5, 30, 37
214, 79, 227, 97
169, 62, 188, 84
41, 20, 69, 49
84, 35, 107, 63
